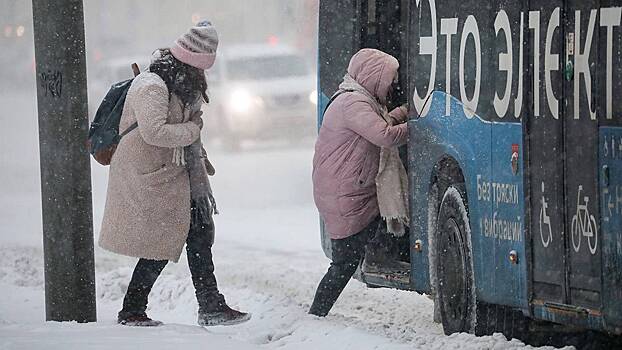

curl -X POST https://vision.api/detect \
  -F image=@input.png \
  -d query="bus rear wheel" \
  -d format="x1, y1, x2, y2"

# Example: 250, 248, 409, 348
435, 184, 530, 340
436, 185, 475, 335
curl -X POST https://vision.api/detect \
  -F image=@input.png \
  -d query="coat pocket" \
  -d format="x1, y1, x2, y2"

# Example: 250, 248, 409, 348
140, 164, 180, 187
139, 163, 168, 176
337, 179, 375, 218
356, 155, 378, 188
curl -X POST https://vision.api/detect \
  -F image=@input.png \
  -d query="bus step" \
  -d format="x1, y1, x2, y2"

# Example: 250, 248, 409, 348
362, 270, 410, 290
543, 302, 590, 316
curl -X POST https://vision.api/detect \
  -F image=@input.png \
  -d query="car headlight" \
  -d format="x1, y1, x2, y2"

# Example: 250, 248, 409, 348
309, 90, 318, 105
229, 89, 263, 114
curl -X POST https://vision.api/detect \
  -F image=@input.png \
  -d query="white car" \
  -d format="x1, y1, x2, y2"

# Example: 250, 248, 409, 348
202, 45, 317, 149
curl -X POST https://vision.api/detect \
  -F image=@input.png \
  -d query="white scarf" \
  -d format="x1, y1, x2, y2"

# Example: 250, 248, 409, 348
338, 75, 409, 236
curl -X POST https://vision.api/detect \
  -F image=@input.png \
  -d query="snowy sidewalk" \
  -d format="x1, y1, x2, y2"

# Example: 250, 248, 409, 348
0, 322, 260, 350
0, 147, 566, 349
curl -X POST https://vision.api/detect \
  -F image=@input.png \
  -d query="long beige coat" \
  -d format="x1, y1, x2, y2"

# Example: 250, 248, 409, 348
99, 72, 202, 262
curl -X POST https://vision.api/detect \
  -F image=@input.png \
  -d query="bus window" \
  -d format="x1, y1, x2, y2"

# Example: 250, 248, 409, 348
318, 0, 360, 105
363, 0, 409, 107
319, 0, 408, 107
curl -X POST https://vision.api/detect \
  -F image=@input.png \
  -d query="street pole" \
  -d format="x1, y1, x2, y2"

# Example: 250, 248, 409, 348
32, 0, 96, 322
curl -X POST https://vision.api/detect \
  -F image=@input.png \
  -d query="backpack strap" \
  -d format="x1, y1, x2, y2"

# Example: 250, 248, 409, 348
119, 122, 138, 139
322, 89, 353, 116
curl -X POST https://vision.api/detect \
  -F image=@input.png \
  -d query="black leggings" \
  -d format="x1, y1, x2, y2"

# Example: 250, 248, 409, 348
119, 213, 224, 318
309, 217, 382, 316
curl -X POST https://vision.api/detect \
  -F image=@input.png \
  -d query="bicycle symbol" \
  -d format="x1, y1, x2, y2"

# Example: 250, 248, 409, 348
539, 182, 552, 248
571, 185, 598, 255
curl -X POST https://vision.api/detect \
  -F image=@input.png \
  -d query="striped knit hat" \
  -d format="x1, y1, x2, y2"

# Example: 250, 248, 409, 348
171, 20, 219, 70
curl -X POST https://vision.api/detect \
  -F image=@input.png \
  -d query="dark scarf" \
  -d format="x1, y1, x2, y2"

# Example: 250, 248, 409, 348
151, 49, 216, 227
184, 102, 217, 227
186, 138, 218, 227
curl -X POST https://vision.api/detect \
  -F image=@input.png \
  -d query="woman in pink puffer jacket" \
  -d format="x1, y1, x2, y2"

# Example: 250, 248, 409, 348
309, 48, 408, 316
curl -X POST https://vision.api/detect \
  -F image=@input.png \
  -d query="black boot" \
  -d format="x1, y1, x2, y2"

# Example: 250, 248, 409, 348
118, 259, 168, 327
118, 312, 163, 327
197, 294, 251, 327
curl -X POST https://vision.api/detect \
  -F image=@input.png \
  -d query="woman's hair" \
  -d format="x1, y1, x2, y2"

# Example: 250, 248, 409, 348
149, 48, 209, 106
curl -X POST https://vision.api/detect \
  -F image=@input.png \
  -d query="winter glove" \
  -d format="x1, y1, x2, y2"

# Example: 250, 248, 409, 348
398, 104, 409, 118
201, 146, 216, 176
388, 104, 409, 125
190, 110, 204, 130
204, 157, 216, 176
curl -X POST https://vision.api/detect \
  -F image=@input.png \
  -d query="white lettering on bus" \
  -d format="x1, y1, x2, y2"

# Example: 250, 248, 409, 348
413, 0, 437, 115
414, 6, 622, 121
529, 11, 541, 117
574, 9, 597, 120
477, 174, 492, 202
459, 15, 481, 117
514, 12, 524, 119
441, 18, 458, 116
602, 185, 622, 223
477, 175, 519, 207
492, 182, 520, 207
494, 10, 512, 119
600, 7, 622, 120
545, 7, 560, 119
480, 213, 522, 242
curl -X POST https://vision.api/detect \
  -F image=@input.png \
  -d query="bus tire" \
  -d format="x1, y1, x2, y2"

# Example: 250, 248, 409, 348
436, 184, 475, 335
474, 302, 529, 340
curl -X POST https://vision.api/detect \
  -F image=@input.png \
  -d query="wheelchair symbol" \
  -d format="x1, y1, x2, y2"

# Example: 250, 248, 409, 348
539, 182, 553, 248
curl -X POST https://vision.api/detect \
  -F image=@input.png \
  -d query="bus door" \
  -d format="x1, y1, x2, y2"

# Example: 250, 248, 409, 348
563, 0, 602, 311
528, 1, 603, 312
525, 1, 567, 306
318, 0, 363, 258
361, 0, 409, 105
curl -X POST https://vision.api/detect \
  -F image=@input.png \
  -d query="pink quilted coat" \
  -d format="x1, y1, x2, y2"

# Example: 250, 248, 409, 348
313, 49, 408, 240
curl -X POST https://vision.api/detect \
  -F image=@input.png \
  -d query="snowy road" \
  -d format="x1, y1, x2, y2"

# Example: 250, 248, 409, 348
0, 93, 565, 349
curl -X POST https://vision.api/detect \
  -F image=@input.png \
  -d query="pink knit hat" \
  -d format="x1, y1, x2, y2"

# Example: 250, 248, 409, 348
171, 20, 219, 70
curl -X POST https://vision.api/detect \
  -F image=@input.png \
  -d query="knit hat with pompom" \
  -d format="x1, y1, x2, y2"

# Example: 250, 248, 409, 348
171, 20, 219, 70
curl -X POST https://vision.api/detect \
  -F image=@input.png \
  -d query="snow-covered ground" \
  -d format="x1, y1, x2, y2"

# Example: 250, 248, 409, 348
0, 92, 566, 349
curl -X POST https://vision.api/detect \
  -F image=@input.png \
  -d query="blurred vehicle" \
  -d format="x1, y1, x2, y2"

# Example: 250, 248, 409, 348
0, 24, 35, 91
203, 44, 317, 150
88, 46, 317, 149
88, 56, 149, 119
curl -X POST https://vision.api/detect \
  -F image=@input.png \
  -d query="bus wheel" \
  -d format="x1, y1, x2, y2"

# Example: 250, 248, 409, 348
436, 184, 475, 335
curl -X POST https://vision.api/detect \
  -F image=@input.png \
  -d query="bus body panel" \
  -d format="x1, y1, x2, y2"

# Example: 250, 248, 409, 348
410, 92, 528, 309
600, 126, 622, 331
318, 92, 332, 259
489, 121, 527, 309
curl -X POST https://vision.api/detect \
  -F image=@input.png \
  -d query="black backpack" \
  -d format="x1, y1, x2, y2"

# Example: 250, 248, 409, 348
87, 65, 140, 165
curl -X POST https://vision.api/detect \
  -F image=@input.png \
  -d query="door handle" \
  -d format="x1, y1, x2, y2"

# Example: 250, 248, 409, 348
511, 151, 519, 175
602, 165, 610, 187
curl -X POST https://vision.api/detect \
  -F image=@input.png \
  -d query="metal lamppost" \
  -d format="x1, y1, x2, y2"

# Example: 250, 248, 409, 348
32, 0, 96, 322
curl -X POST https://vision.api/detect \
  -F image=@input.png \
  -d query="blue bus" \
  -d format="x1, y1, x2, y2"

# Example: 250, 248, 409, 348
318, 0, 622, 339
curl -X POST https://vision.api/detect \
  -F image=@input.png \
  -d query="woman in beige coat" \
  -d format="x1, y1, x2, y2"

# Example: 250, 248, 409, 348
99, 21, 250, 327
